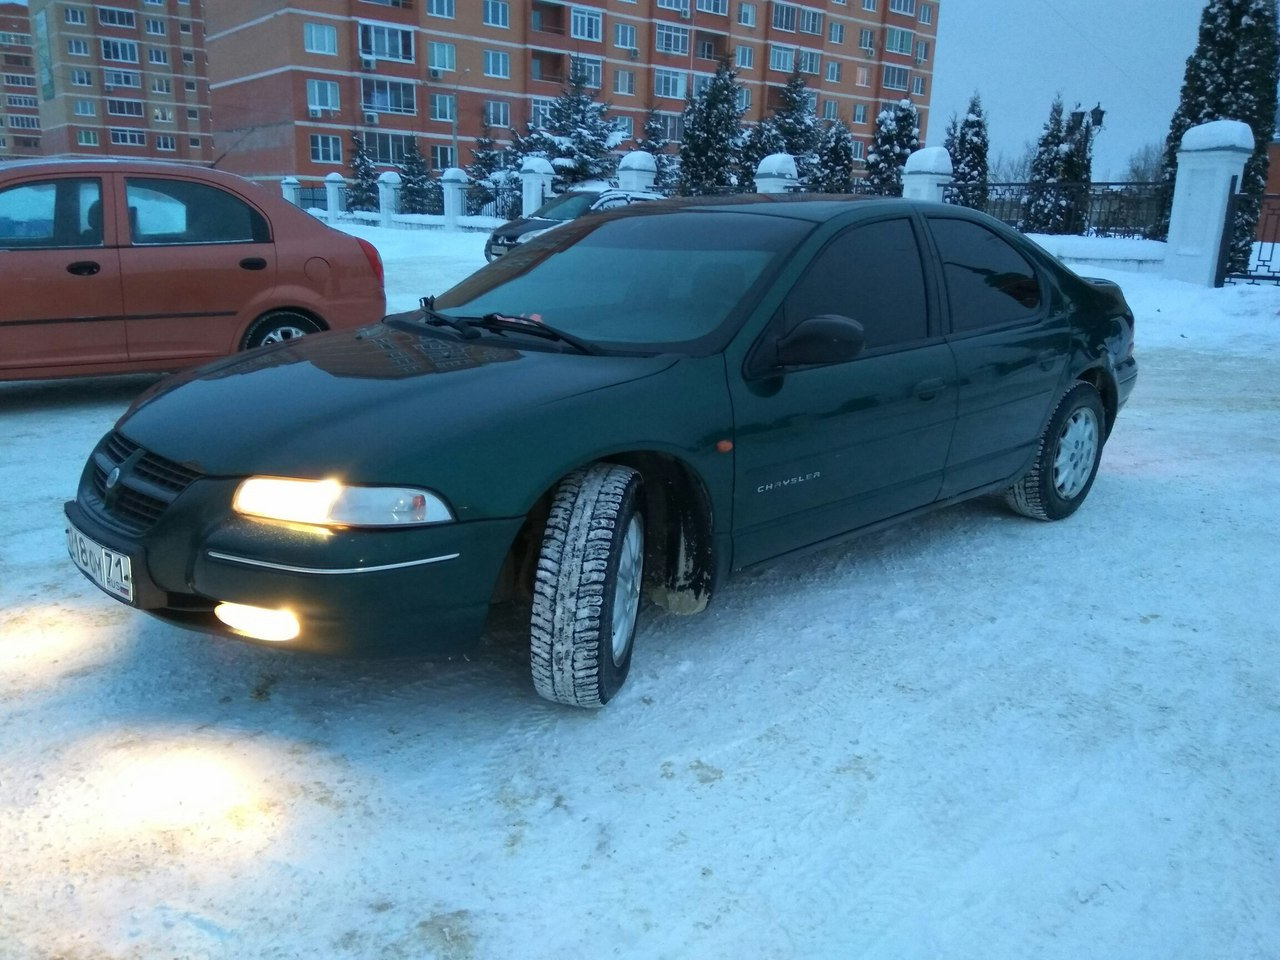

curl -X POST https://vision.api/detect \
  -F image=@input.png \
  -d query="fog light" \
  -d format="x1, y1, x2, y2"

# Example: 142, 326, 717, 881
214, 602, 300, 642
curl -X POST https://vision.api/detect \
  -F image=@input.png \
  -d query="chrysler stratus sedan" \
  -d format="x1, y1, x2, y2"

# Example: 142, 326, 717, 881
66, 196, 1137, 707
0, 158, 385, 380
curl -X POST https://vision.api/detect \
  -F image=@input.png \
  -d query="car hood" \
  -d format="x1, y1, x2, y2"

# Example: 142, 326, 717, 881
118, 324, 677, 480
489, 217, 558, 241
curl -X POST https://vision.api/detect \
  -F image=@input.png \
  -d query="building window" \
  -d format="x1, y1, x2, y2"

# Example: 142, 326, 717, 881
107, 98, 145, 117
429, 41, 455, 71
180, 22, 192, 33
829, 22, 845, 44
185, 80, 196, 91
826, 61, 841, 82
64, 7, 88, 25
859, 28, 875, 50
853, 103, 867, 123
483, 49, 509, 78
915, 40, 930, 61
430, 145, 456, 169
189, 137, 201, 147
614, 69, 635, 95
362, 78, 415, 113
7, 115, 40, 129
152, 77, 171, 94
692, 73, 713, 97
155, 134, 175, 151
885, 27, 914, 55
883, 64, 908, 90
530, 97, 553, 128
145, 18, 166, 36
571, 55, 602, 89
851, 140, 865, 160
697, 0, 728, 12
109, 128, 146, 146
77, 129, 99, 146
311, 134, 342, 163
306, 78, 341, 111
863, 0, 877, 9
656, 0, 690, 13
656, 111, 683, 141
73, 99, 96, 116
736, 86, 751, 112
799, 8, 822, 34
102, 69, 140, 87
614, 115, 634, 139
771, 3, 797, 31
919, 3, 933, 23
822, 100, 838, 120
797, 49, 820, 74
769, 45, 794, 72
653, 68, 685, 100
359, 23, 414, 62
911, 75, 925, 96
484, 99, 510, 127
305, 23, 338, 55
100, 39, 139, 63
366, 132, 414, 164
6, 94, 37, 108
186, 107, 198, 118
149, 49, 169, 65
484, 0, 510, 27
71, 69, 92, 86
738, 2, 756, 26
856, 65, 869, 86
697, 38, 715, 58
735, 45, 754, 69
655, 24, 689, 56
181, 50, 194, 64
427, 0, 454, 18
3, 74, 35, 88
571, 7, 603, 42
615, 23, 636, 49
97, 7, 136, 28
429, 93, 455, 121
889, 0, 916, 12
67, 38, 89, 56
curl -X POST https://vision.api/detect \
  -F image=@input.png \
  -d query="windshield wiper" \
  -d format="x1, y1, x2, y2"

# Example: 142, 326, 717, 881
469, 313, 597, 355
415, 296, 480, 339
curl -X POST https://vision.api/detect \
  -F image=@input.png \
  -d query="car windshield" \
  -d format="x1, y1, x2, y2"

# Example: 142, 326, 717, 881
436, 209, 813, 352
530, 191, 599, 221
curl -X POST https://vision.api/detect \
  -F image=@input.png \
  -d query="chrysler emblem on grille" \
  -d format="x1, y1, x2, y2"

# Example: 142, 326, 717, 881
105, 467, 121, 490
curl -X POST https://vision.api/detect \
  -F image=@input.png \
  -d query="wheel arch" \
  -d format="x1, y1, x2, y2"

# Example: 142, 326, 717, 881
239, 305, 329, 350
1073, 364, 1120, 439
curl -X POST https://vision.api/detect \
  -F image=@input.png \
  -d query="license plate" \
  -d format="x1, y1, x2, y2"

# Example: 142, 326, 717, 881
66, 521, 135, 605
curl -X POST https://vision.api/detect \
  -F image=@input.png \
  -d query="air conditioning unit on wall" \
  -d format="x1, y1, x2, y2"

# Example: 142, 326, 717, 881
364, 111, 379, 124
308, 107, 322, 118
428, 68, 442, 80
361, 57, 377, 71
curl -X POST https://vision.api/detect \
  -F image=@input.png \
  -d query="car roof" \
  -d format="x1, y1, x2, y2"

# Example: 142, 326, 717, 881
619, 193, 922, 223
0, 157, 262, 190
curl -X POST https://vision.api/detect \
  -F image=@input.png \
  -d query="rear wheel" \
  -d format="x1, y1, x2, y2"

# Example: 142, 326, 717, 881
530, 463, 644, 708
1004, 382, 1105, 521
242, 310, 321, 350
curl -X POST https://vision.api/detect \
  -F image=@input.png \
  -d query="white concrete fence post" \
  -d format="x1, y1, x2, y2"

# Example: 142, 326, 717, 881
280, 176, 301, 207
902, 147, 953, 203
618, 151, 658, 193
323, 172, 345, 223
1163, 119, 1254, 287
520, 157, 555, 217
442, 168, 469, 229
376, 170, 401, 228
754, 153, 798, 194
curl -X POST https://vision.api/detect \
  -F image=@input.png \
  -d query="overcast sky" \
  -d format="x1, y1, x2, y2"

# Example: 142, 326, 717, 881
930, 0, 1209, 179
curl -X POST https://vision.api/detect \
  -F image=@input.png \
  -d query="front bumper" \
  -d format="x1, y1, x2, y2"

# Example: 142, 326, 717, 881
65, 478, 524, 657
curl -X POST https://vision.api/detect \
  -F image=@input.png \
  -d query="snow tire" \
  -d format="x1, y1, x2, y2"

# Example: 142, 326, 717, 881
531, 463, 644, 708
1004, 381, 1105, 521
243, 310, 322, 350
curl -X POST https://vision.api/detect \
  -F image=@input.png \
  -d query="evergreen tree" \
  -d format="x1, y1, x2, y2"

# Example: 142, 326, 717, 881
678, 61, 744, 196
398, 139, 432, 214
865, 99, 920, 196
735, 120, 787, 188
1020, 96, 1071, 233
812, 118, 856, 193
1158, 0, 1279, 268
947, 93, 990, 211
767, 69, 820, 180
467, 124, 520, 218
545, 70, 618, 186
635, 107, 676, 191
347, 135, 379, 212
468, 124, 507, 182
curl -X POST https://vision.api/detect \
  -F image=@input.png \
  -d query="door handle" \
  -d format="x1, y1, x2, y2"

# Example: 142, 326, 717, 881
239, 257, 268, 271
1036, 349, 1057, 371
67, 261, 100, 276
914, 377, 945, 401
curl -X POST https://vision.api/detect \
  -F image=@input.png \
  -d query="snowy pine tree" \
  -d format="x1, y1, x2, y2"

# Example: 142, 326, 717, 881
635, 107, 676, 192
1158, 0, 1279, 268
812, 119, 856, 193
545, 70, 618, 186
768, 69, 820, 181
735, 120, 787, 189
678, 61, 744, 196
1019, 97, 1071, 233
398, 139, 432, 214
865, 99, 920, 196
946, 93, 990, 211
468, 124, 507, 182
467, 125, 520, 219
346, 135, 379, 212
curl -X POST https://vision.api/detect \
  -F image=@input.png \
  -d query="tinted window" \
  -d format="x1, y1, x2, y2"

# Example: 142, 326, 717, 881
125, 177, 269, 245
0, 178, 101, 248
783, 218, 928, 350
928, 217, 1042, 332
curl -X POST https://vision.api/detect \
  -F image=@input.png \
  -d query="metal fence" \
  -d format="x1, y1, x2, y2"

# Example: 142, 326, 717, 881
943, 181, 1171, 240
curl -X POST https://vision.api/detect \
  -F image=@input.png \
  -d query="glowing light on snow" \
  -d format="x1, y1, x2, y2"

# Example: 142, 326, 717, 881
0, 609, 96, 686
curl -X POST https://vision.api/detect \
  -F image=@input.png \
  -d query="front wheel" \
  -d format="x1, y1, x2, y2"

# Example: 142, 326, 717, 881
530, 463, 645, 708
242, 310, 322, 350
1004, 382, 1105, 521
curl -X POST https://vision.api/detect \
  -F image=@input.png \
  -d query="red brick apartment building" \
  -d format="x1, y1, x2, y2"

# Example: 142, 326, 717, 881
206, 0, 938, 187
23, 0, 213, 161
1, 2, 41, 158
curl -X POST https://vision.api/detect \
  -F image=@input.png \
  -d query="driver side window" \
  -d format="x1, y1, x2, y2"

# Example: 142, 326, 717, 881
783, 217, 929, 352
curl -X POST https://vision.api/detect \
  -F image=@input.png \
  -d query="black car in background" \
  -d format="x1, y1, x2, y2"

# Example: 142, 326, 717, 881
483, 187, 663, 261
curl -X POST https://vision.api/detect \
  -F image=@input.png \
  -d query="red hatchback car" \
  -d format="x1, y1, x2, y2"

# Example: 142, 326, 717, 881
0, 159, 385, 380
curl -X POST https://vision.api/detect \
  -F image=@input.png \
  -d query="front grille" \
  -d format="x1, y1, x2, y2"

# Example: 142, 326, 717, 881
88, 432, 202, 533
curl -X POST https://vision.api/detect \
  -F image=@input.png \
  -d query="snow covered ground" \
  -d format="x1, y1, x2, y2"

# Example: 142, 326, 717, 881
1, 226, 1278, 960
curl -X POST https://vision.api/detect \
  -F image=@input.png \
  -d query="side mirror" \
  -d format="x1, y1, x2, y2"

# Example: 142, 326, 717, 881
775, 314, 866, 368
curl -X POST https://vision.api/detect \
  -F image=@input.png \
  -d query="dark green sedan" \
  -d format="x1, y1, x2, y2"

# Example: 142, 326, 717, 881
65, 196, 1137, 707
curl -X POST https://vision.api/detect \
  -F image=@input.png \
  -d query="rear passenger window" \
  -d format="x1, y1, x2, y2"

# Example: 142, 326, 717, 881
125, 177, 269, 245
928, 218, 1042, 332
0, 178, 101, 249
783, 218, 928, 351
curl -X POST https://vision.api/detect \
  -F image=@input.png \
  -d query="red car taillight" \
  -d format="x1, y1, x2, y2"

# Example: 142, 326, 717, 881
356, 237, 384, 286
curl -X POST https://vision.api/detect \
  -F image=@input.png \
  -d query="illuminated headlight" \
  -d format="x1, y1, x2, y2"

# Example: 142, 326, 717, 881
232, 477, 454, 527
